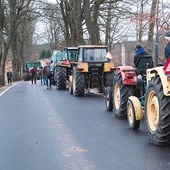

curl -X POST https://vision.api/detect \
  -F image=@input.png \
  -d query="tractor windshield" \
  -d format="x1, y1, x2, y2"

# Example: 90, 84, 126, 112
67, 49, 78, 61
84, 48, 108, 62
26, 61, 41, 71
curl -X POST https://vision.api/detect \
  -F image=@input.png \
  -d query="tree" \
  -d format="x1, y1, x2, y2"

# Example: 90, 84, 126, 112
40, 49, 52, 59
147, 0, 158, 54
0, 0, 39, 85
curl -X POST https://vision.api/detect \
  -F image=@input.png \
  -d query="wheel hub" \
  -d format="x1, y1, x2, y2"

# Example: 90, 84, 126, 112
128, 104, 133, 123
114, 83, 120, 110
148, 91, 159, 132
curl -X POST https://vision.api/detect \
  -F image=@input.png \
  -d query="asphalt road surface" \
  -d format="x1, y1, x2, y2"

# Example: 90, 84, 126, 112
0, 80, 170, 170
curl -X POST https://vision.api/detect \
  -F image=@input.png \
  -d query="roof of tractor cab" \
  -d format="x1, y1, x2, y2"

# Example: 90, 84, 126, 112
78, 45, 108, 48
63, 47, 78, 50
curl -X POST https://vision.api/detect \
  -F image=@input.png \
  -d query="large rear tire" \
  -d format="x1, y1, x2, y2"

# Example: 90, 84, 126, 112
145, 76, 170, 145
73, 71, 85, 97
106, 72, 115, 87
57, 66, 67, 90
105, 87, 113, 111
113, 73, 134, 118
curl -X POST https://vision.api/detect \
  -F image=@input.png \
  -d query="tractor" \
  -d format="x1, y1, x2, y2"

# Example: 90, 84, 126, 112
55, 47, 78, 89
24, 60, 42, 81
105, 53, 170, 145
50, 50, 63, 85
68, 45, 115, 96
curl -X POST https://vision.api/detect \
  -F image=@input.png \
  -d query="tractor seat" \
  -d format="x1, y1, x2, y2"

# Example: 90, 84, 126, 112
136, 54, 154, 77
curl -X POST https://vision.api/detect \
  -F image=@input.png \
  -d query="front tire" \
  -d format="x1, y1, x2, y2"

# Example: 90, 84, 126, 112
105, 87, 113, 111
106, 72, 115, 87
145, 76, 170, 145
57, 66, 67, 90
73, 70, 85, 97
127, 96, 142, 130
113, 73, 134, 118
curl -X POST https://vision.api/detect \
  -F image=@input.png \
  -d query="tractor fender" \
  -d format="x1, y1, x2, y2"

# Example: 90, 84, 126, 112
77, 62, 88, 72
115, 66, 138, 85
128, 96, 143, 120
147, 66, 170, 96
103, 62, 115, 72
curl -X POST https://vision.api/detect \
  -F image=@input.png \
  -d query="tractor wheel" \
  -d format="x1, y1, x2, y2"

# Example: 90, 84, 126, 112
127, 96, 142, 130
113, 73, 134, 118
24, 75, 27, 81
106, 72, 115, 87
73, 71, 85, 97
56, 66, 67, 90
145, 76, 170, 145
98, 83, 103, 93
105, 87, 113, 111
51, 75, 55, 85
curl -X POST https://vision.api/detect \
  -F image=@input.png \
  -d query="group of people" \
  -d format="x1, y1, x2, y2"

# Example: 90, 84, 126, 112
29, 61, 53, 89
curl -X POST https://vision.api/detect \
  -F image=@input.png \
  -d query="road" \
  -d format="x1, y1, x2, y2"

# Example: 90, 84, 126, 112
0, 80, 170, 170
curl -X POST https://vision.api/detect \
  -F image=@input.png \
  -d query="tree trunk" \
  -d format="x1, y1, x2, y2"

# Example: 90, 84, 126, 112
0, 35, 11, 86
105, 5, 112, 50
147, 0, 158, 54
72, 0, 85, 45
84, 0, 104, 45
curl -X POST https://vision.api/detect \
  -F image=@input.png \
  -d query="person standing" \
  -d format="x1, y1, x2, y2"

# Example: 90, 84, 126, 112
38, 66, 45, 85
6, 70, 12, 85
29, 66, 37, 84
164, 30, 170, 61
43, 62, 52, 89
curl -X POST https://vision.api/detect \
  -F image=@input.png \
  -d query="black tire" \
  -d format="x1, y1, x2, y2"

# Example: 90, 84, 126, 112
113, 73, 134, 118
73, 71, 85, 97
127, 97, 141, 130
51, 75, 55, 85
24, 76, 27, 81
145, 76, 170, 145
98, 83, 103, 93
56, 66, 67, 90
24, 74, 28, 81
105, 87, 113, 111
106, 72, 115, 87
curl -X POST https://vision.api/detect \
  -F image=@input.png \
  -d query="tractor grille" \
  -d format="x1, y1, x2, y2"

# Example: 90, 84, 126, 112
88, 63, 103, 73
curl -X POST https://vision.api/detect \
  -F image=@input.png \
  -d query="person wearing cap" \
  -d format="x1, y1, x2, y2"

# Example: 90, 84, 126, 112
29, 66, 37, 84
43, 62, 52, 89
164, 30, 170, 60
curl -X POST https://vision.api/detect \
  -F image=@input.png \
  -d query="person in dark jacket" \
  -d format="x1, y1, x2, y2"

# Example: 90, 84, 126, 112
29, 66, 37, 84
133, 43, 153, 75
6, 70, 13, 85
164, 30, 170, 61
134, 43, 149, 68
43, 62, 52, 89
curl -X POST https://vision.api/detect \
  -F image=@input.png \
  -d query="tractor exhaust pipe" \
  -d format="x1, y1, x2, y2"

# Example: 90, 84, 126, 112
153, 33, 159, 65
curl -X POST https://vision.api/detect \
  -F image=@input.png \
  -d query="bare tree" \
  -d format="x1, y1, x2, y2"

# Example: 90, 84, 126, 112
0, 0, 43, 85
147, 0, 158, 54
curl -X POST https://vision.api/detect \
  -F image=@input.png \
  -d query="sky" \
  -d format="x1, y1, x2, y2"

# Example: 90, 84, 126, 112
35, 0, 57, 44
47, 0, 56, 3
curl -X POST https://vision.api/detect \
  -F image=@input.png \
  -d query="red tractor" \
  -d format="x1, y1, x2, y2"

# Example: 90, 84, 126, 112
105, 55, 170, 145
105, 66, 138, 118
